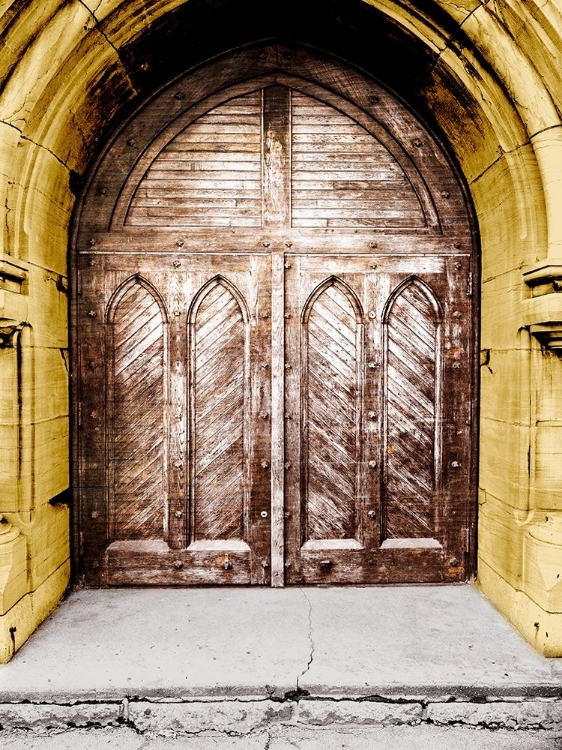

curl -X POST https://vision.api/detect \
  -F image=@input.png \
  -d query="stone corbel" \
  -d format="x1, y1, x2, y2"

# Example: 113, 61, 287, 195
523, 259, 562, 355
0, 257, 28, 294
0, 318, 27, 348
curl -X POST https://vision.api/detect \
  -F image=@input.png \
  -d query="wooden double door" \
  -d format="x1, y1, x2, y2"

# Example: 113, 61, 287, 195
73, 45, 476, 586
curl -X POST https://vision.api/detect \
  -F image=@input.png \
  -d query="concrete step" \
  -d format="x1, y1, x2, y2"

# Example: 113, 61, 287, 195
1, 725, 562, 749
1, 585, 561, 738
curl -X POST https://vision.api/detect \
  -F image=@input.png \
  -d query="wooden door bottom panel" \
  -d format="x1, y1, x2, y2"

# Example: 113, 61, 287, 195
102, 541, 259, 586
287, 547, 468, 585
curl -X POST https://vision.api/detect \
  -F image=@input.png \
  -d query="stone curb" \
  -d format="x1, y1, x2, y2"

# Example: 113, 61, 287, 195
1, 698, 562, 734
427, 701, 562, 730
128, 701, 293, 735
0, 703, 123, 730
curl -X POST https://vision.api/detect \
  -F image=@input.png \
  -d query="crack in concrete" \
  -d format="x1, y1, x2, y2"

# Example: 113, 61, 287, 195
4, 691, 562, 736
263, 726, 273, 750
5, 691, 562, 706
1, 715, 558, 735
296, 589, 314, 692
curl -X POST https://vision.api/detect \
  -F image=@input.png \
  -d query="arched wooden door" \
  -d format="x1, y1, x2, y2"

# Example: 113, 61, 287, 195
72, 43, 477, 587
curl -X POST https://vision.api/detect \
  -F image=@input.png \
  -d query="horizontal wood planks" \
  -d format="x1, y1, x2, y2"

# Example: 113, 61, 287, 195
291, 93, 426, 229
124, 86, 437, 232
127, 92, 262, 228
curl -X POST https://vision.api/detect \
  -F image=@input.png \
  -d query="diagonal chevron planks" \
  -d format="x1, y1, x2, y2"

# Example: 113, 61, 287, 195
304, 282, 360, 540
193, 282, 247, 541
111, 281, 166, 540
383, 281, 440, 539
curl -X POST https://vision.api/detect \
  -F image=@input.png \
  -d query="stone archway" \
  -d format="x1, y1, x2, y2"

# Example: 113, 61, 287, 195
1, 0, 562, 658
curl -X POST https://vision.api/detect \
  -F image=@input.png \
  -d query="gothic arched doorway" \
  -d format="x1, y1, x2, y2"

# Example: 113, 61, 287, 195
72, 43, 477, 587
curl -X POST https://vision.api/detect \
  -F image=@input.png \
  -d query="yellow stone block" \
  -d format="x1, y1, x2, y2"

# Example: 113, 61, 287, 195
0, 122, 21, 257
25, 266, 68, 349
532, 128, 562, 257
29, 347, 69, 425
479, 558, 562, 656
0, 346, 18, 426
20, 503, 70, 591
31, 416, 69, 507
533, 347, 562, 423
0, 524, 27, 613
0, 2, 62, 85
479, 347, 532, 427
490, 0, 562, 112
433, 0, 481, 25
0, 424, 19, 511
79, 0, 128, 23
463, 5, 560, 136
479, 418, 533, 510
0, 3, 91, 132
435, 47, 528, 157
533, 424, 562, 509
480, 278, 529, 352
424, 60, 501, 185
478, 490, 525, 587
524, 516, 562, 612
0, 559, 69, 663
13, 144, 72, 276
101, 0, 191, 49
26, 30, 136, 174
472, 150, 546, 284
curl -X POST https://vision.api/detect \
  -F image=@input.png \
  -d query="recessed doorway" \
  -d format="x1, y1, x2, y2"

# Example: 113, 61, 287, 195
72, 43, 477, 587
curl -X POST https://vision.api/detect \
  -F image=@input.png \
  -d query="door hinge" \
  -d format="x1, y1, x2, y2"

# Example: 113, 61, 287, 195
79, 531, 85, 556
467, 272, 473, 297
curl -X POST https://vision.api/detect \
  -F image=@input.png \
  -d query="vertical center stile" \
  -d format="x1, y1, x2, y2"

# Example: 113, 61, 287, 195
262, 86, 292, 585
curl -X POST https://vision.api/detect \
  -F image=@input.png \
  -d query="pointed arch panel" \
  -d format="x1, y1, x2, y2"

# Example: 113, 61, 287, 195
127, 91, 263, 228
383, 278, 442, 540
190, 278, 249, 541
291, 92, 427, 229
303, 278, 363, 541
108, 277, 167, 541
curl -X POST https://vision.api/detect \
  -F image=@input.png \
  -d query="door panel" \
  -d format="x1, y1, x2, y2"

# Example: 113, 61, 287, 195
284, 254, 472, 585
302, 279, 363, 543
108, 278, 167, 543
78, 254, 271, 585
127, 91, 263, 228
290, 92, 428, 230
382, 278, 442, 542
191, 278, 249, 543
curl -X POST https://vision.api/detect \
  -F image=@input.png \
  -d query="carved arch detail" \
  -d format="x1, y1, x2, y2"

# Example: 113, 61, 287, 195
382, 276, 443, 541
188, 275, 251, 542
